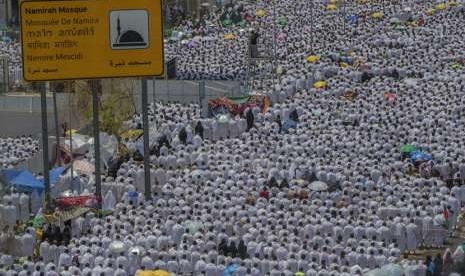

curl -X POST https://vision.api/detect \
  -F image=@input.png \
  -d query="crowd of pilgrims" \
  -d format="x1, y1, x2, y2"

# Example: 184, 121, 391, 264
0, 41, 24, 88
0, 136, 39, 169
2, 0, 465, 275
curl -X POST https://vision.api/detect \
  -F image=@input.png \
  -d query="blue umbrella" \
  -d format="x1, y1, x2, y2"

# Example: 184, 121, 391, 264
223, 264, 239, 276
282, 119, 297, 132
346, 14, 358, 25
410, 151, 432, 162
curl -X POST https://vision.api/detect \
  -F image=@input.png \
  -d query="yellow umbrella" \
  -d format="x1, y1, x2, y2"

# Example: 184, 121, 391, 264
327, 4, 337, 10
328, 0, 337, 4
340, 62, 349, 68
136, 271, 170, 276
371, 12, 383, 19
313, 80, 327, 89
35, 229, 43, 241
255, 9, 266, 17
136, 272, 154, 276
152, 271, 170, 276
223, 33, 236, 40
436, 3, 446, 10
426, 8, 436, 15
306, 55, 320, 63
448, 1, 457, 6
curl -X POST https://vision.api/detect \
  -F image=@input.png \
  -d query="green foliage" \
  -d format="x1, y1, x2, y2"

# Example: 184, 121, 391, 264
75, 79, 136, 140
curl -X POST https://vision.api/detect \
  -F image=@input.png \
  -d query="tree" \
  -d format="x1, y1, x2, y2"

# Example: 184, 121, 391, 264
74, 78, 137, 140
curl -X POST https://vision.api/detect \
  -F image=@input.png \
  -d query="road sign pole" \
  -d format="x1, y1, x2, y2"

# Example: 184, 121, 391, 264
91, 80, 102, 209
52, 89, 61, 166
141, 78, 151, 200
40, 83, 51, 213
68, 83, 74, 180
199, 80, 205, 115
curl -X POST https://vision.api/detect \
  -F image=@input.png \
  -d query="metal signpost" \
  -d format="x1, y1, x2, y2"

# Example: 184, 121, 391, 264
40, 84, 52, 212
20, 0, 165, 210
141, 78, 151, 200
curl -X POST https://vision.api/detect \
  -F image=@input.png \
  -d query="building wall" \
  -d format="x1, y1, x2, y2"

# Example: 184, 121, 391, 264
0, 0, 7, 26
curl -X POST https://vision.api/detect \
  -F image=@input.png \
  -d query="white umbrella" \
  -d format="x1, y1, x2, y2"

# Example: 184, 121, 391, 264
129, 246, 145, 256
379, 264, 403, 276
218, 114, 230, 124
109, 241, 127, 254
434, 213, 446, 226
309, 181, 328, 191
187, 221, 204, 234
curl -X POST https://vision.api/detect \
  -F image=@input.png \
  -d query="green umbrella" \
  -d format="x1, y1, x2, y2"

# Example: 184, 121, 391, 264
221, 19, 233, 27
277, 16, 288, 26
400, 144, 417, 153
452, 63, 461, 70
238, 21, 247, 27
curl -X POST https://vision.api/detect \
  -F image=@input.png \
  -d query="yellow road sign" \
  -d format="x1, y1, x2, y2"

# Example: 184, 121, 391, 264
20, 0, 164, 81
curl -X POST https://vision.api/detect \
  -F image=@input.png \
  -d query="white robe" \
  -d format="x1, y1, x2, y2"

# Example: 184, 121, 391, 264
406, 223, 418, 251
103, 190, 116, 211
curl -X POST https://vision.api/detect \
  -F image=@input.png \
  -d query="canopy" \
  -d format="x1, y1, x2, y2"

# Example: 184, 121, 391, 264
120, 129, 143, 141
400, 144, 416, 153
56, 206, 92, 222
313, 80, 327, 89
255, 9, 266, 17
306, 55, 320, 63
2, 167, 64, 193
